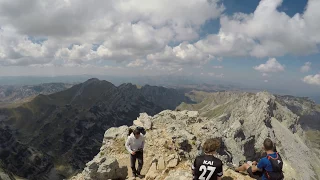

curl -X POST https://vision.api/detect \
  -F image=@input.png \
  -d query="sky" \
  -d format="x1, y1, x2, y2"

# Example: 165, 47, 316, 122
0, 0, 319, 96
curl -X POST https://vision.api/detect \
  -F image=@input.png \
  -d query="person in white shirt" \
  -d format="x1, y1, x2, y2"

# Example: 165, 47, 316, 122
125, 128, 145, 178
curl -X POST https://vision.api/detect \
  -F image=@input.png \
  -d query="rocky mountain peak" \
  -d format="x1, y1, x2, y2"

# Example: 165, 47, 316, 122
72, 91, 320, 180
85, 78, 100, 83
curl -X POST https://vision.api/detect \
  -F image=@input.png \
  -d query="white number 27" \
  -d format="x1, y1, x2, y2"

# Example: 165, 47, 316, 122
199, 165, 216, 180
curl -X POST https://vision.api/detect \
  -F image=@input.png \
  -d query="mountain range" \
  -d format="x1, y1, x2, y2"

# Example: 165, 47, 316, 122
0, 79, 191, 179
0, 83, 73, 108
0, 79, 319, 180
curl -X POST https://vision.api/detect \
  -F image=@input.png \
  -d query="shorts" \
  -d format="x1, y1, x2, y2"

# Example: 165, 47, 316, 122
247, 166, 263, 180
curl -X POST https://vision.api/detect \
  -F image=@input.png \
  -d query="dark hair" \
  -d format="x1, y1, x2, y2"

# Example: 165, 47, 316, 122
203, 138, 221, 153
263, 138, 274, 151
133, 129, 140, 135
128, 128, 133, 136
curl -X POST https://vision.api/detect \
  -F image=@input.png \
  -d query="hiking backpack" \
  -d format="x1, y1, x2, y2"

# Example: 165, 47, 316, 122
265, 152, 284, 180
136, 126, 146, 135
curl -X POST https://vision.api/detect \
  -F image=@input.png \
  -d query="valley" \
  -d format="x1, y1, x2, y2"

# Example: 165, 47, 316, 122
0, 79, 191, 179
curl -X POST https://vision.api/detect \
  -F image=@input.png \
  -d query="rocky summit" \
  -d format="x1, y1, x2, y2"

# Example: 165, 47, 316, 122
72, 91, 320, 180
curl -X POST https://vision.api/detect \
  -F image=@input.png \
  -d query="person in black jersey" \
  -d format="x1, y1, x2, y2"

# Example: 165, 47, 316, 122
192, 138, 223, 180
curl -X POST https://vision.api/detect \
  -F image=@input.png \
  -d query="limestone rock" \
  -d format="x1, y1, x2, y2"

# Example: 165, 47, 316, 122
187, 111, 199, 118
79, 156, 127, 180
164, 170, 193, 180
166, 155, 179, 168
223, 169, 254, 180
133, 120, 144, 127
158, 157, 165, 170
167, 158, 178, 168
134, 113, 153, 130
145, 161, 159, 180
103, 126, 128, 140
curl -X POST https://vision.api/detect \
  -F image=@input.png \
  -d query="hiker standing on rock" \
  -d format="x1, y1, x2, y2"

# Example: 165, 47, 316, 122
192, 138, 223, 180
125, 128, 145, 178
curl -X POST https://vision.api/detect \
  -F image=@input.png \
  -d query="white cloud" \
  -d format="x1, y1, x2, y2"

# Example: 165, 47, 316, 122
213, 66, 223, 69
300, 62, 311, 73
0, 27, 53, 66
262, 73, 270, 77
264, 80, 269, 83
147, 43, 212, 69
303, 74, 320, 85
169, 0, 320, 59
216, 0, 320, 58
55, 44, 93, 63
217, 57, 223, 61
29, 63, 55, 68
54, 22, 174, 63
127, 59, 146, 67
194, 32, 255, 57
0, 0, 223, 67
208, 72, 224, 78
0, 0, 223, 39
1, 0, 320, 78
253, 58, 285, 73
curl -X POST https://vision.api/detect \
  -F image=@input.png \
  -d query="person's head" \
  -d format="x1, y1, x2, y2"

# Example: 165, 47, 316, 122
128, 128, 133, 136
202, 138, 221, 154
133, 129, 141, 139
263, 138, 274, 151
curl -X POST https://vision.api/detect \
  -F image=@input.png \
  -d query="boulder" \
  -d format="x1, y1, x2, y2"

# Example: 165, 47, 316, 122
167, 158, 179, 168
82, 157, 127, 180
166, 155, 179, 168
158, 157, 165, 170
103, 126, 128, 140
133, 120, 144, 127
135, 113, 153, 130
187, 111, 199, 118
145, 162, 159, 180
164, 170, 193, 180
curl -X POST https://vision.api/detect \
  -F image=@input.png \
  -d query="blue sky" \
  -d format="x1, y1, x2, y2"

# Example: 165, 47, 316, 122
0, 0, 319, 97
200, 0, 319, 95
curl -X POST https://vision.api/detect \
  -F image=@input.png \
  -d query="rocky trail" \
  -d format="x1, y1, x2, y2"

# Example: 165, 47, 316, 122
117, 155, 150, 180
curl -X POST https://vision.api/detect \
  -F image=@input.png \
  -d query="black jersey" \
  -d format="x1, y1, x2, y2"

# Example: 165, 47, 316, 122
192, 154, 223, 180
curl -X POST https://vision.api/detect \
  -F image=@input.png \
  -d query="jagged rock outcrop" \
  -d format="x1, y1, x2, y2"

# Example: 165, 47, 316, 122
72, 110, 257, 179
71, 157, 127, 180
178, 91, 320, 180
73, 91, 320, 180
133, 113, 153, 130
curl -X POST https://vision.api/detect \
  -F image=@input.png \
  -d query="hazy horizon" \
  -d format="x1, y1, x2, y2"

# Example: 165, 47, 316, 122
0, 75, 319, 104
0, 0, 319, 101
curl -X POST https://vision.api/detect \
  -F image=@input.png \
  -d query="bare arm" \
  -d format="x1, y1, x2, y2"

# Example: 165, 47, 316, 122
251, 165, 261, 173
